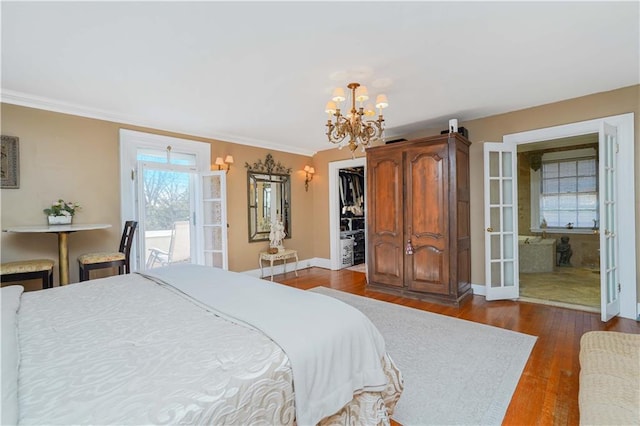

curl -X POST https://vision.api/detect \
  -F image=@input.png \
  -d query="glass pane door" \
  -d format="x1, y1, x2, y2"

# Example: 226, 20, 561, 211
138, 162, 196, 270
484, 142, 519, 300
599, 122, 620, 321
201, 171, 228, 269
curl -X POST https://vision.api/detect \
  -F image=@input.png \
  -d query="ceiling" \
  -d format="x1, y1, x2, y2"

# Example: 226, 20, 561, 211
2, 2, 638, 156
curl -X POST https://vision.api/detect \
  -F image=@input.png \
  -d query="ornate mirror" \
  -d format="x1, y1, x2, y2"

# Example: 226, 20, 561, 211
246, 154, 292, 242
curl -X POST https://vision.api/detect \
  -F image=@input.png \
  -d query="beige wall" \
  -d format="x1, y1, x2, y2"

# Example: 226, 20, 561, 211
1, 104, 314, 286
311, 85, 639, 293
3, 85, 638, 295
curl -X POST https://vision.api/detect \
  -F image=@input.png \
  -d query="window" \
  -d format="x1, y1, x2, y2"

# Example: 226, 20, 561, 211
535, 149, 598, 229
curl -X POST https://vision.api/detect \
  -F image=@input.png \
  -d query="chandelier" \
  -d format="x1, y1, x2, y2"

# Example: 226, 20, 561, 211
325, 82, 388, 153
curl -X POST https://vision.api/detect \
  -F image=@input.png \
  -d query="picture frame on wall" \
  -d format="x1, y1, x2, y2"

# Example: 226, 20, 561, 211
1, 135, 20, 189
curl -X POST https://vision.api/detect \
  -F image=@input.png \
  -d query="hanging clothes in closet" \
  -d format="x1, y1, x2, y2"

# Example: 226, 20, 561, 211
339, 169, 364, 217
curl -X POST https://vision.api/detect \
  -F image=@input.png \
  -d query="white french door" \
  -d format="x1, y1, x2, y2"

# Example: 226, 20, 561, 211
483, 142, 519, 300
137, 161, 197, 270
200, 171, 228, 270
599, 122, 620, 321
120, 129, 228, 273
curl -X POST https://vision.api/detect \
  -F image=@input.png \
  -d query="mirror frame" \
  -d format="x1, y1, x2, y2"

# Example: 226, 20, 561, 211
246, 154, 292, 243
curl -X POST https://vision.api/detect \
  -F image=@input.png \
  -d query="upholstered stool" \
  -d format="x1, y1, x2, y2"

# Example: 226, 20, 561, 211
0, 259, 55, 289
78, 221, 137, 282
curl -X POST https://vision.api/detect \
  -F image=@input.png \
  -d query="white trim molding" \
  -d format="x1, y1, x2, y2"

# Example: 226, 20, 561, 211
504, 113, 636, 321
2, 89, 316, 157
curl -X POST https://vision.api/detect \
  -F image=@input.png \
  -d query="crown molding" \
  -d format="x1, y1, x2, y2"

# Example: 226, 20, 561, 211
1, 89, 316, 157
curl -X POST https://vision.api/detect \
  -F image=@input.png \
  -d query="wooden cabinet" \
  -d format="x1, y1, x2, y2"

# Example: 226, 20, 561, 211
366, 133, 472, 305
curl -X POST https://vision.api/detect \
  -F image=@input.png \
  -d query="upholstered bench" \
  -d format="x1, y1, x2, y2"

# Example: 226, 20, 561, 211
579, 331, 640, 425
0, 259, 55, 289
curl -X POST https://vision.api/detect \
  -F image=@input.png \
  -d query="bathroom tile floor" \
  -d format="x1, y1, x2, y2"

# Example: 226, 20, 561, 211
519, 266, 600, 312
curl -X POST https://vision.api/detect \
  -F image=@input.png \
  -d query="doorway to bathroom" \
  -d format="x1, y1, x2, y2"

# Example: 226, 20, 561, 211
484, 112, 636, 321
516, 135, 600, 312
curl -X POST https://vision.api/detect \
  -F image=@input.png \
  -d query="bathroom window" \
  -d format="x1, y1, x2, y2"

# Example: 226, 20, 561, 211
530, 148, 598, 231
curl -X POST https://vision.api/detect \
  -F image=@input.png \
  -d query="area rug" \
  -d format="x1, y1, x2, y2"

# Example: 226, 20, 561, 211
345, 263, 366, 273
309, 287, 537, 426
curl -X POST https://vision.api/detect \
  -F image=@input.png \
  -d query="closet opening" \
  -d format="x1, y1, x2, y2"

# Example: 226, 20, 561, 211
338, 166, 366, 272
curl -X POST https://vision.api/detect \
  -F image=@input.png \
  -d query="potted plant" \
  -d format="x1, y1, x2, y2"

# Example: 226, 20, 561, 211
44, 199, 81, 225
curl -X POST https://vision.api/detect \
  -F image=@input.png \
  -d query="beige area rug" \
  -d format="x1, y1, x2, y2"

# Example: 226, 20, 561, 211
309, 287, 537, 426
519, 267, 600, 309
345, 263, 366, 273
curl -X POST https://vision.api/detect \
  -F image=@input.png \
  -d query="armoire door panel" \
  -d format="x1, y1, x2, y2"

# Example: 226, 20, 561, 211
371, 157, 402, 236
407, 147, 448, 242
407, 245, 449, 294
372, 242, 403, 287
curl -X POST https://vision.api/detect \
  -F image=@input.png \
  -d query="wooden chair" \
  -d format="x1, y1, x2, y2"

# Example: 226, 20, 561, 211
0, 259, 55, 289
78, 221, 137, 282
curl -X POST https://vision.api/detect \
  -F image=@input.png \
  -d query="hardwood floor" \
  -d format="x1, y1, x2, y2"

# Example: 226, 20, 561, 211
274, 267, 640, 426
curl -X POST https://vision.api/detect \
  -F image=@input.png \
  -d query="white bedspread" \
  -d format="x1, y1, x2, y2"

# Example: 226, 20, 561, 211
17, 273, 296, 425
145, 265, 388, 426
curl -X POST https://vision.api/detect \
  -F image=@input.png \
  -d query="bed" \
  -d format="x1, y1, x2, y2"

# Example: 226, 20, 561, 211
2, 264, 403, 425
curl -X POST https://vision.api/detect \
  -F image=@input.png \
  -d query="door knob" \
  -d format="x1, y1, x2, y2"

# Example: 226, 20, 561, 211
486, 227, 493, 232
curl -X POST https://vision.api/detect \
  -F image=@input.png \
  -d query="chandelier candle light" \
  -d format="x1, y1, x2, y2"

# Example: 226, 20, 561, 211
325, 82, 388, 154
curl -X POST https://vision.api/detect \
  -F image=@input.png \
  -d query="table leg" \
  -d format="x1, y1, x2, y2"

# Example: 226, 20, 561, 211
259, 257, 264, 278
270, 259, 274, 281
58, 232, 70, 285
294, 254, 299, 277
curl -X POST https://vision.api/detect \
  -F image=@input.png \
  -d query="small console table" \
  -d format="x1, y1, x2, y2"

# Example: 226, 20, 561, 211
259, 249, 298, 281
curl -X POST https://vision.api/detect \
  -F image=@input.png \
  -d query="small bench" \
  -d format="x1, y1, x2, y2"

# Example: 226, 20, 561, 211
0, 259, 55, 289
579, 331, 640, 425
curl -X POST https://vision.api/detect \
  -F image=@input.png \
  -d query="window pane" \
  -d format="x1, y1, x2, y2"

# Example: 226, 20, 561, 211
559, 210, 576, 226
578, 159, 596, 176
539, 155, 598, 229
578, 176, 596, 192
503, 207, 513, 232
543, 178, 559, 194
558, 194, 576, 209
503, 179, 513, 204
543, 163, 558, 178
577, 210, 597, 228
558, 177, 577, 193
577, 194, 597, 209
502, 152, 512, 178
490, 152, 499, 177
543, 211, 559, 227
559, 161, 576, 177
541, 195, 558, 210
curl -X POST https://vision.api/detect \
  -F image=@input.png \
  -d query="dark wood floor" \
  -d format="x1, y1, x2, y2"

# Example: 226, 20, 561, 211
274, 267, 640, 426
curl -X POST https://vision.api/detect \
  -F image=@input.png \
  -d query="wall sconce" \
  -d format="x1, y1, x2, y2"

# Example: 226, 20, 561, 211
304, 165, 315, 192
215, 155, 234, 173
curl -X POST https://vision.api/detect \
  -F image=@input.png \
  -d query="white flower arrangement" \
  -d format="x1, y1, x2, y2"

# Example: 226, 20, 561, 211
43, 199, 81, 217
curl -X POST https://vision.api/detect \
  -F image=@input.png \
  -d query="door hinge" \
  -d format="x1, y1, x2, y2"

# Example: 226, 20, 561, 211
616, 143, 619, 154
131, 169, 135, 180
618, 282, 621, 293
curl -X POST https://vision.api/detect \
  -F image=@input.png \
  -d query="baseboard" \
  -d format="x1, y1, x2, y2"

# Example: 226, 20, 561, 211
472, 283, 486, 296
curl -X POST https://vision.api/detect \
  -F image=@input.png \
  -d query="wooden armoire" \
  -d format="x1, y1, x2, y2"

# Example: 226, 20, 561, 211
366, 133, 472, 305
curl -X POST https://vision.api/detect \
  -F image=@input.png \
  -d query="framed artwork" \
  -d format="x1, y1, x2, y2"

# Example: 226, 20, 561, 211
1, 135, 20, 189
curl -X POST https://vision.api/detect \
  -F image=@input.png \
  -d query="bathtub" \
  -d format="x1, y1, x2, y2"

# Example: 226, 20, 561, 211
518, 236, 556, 273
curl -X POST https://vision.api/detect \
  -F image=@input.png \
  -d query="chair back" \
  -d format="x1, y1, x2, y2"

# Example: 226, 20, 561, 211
119, 221, 138, 273
168, 220, 191, 263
